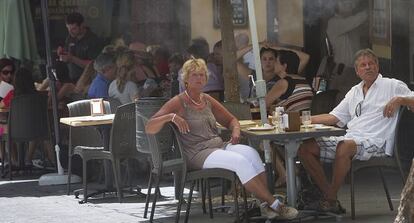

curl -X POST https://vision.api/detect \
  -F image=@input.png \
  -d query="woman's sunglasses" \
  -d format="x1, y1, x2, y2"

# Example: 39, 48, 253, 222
1, 70, 13, 76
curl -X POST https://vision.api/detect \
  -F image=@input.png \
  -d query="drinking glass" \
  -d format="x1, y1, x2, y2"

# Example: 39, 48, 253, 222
272, 111, 280, 132
301, 110, 311, 130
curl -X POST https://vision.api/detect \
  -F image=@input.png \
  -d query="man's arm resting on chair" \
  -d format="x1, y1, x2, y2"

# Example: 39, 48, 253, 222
384, 96, 414, 118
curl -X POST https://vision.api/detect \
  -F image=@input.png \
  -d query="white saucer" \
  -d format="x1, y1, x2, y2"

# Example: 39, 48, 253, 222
314, 125, 332, 130
247, 126, 275, 131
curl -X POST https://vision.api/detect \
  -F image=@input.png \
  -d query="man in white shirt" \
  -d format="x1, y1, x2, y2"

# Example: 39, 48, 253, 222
298, 49, 414, 213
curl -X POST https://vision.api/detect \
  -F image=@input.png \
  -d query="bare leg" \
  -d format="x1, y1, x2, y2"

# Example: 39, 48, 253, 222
27, 141, 38, 163
42, 141, 55, 164
273, 151, 286, 186
326, 140, 357, 200
57, 83, 76, 101
258, 171, 268, 187
243, 172, 276, 205
297, 139, 330, 195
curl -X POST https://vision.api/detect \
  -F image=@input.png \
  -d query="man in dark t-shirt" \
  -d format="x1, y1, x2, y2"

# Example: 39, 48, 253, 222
57, 12, 102, 83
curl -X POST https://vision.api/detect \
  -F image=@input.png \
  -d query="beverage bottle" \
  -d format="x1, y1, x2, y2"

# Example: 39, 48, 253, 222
318, 78, 327, 92
275, 107, 286, 132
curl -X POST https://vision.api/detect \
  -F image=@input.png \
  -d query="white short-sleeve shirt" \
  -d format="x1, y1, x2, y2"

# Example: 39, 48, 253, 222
108, 80, 138, 104
330, 74, 414, 156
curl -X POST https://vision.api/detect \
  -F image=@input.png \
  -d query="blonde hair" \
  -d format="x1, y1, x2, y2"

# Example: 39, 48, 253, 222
115, 50, 136, 93
181, 58, 209, 88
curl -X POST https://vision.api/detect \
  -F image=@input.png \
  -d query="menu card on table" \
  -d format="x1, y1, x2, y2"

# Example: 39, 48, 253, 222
0, 81, 14, 98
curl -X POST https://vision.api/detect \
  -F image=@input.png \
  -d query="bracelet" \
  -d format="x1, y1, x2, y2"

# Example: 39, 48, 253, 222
171, 113, 177, 123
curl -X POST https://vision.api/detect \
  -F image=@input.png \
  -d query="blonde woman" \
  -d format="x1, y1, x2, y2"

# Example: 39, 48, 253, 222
145, 58, 298, 220
108, 50, 139, 104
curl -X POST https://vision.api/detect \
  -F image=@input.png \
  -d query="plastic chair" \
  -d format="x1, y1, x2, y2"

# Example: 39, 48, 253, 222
6, 94, 50, 179
70, 103, 136, 203
66, 99, 111, 195
107, 97, 122, 114
350, 106, 409, 219
109, 102, 143, 199
310, 90, 338, 115
136, 112, 248, 223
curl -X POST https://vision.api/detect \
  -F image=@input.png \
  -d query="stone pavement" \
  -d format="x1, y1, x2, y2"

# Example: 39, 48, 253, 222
0, 168, 404, 223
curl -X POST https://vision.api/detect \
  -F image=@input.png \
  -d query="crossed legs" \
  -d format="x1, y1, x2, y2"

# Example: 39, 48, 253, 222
244, 172, 276, 205
203, 144, 276, 205
298, 138, 357, 201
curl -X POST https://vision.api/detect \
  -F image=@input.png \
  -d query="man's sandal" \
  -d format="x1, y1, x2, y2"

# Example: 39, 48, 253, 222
318, 199, 346, 214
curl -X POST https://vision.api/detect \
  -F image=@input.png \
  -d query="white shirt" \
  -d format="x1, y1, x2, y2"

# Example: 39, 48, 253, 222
243, 50, 255, 70
330, 74, 414, 156
108, 80, 138, 104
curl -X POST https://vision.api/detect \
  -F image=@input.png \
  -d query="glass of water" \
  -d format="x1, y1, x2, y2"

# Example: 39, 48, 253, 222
301, 110, 311, 130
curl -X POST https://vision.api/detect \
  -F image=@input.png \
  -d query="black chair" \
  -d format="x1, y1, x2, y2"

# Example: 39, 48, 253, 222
350, 106, 409, 219
109, 102, 143, 199
136, 112, 248, 223
107, 97, 122, 114
6, 94, 50, 179
310, 90, 339, 115
70, 103, 137, 203
66, 99, 111, 195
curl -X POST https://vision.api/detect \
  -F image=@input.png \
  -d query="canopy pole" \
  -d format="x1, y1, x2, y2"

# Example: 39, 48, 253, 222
38, 0, 81, 185
247, 0, 274, 193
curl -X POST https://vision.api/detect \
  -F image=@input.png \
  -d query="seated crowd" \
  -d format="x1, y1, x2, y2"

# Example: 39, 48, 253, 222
2, 12, 413, 221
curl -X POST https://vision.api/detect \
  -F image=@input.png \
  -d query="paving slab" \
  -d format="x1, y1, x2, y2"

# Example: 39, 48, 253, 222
0, 168, 403, 223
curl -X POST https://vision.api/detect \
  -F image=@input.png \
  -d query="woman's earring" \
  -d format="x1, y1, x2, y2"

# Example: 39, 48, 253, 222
185, 82, 188, 88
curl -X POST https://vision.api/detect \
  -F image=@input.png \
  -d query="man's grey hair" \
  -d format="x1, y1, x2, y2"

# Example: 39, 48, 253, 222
94, 52, 115, 73
354, 48, 378, 69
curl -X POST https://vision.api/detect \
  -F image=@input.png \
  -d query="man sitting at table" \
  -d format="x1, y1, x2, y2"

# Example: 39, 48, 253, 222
297, 48, 414, 213
88, 52, 116, 99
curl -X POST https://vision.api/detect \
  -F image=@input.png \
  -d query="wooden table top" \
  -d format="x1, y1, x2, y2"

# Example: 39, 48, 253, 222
60, 114, 115, 127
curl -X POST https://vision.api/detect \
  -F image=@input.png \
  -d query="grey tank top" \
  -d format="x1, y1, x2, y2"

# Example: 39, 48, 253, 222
178, 94, 226, 170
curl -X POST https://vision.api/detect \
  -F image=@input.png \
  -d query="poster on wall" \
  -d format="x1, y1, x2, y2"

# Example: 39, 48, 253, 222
213, 0, 248, 28
33, 0, 113, 39
370, 0, 391, 46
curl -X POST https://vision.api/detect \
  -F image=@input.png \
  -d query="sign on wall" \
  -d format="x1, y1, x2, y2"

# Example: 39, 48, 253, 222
213, 0, 248, 28
370, 0, 391, 46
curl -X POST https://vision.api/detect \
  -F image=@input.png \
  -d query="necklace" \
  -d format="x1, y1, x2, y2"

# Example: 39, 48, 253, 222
185, 90, 202, 106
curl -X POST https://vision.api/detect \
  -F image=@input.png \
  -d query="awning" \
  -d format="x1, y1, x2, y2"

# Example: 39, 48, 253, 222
0, 0, 39, 62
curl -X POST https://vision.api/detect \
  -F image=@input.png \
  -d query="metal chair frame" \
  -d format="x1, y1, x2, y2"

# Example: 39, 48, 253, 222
350, 106, 409, 219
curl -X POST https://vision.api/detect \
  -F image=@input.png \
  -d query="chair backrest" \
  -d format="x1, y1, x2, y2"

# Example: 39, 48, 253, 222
394, 106, 414, 175
109, 103, 139, 157
135, 97, 172, 155
310, 89, 338, 115
66, 99, 111, 117
8, 94, 49, 142
107, 97, 122, 114
135, 112, 183, 172
66, 99, 111, 149
221, 101, 252, 120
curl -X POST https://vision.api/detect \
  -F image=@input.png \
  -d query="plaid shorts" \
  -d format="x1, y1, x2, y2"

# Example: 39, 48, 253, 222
316, 136, 386, 163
